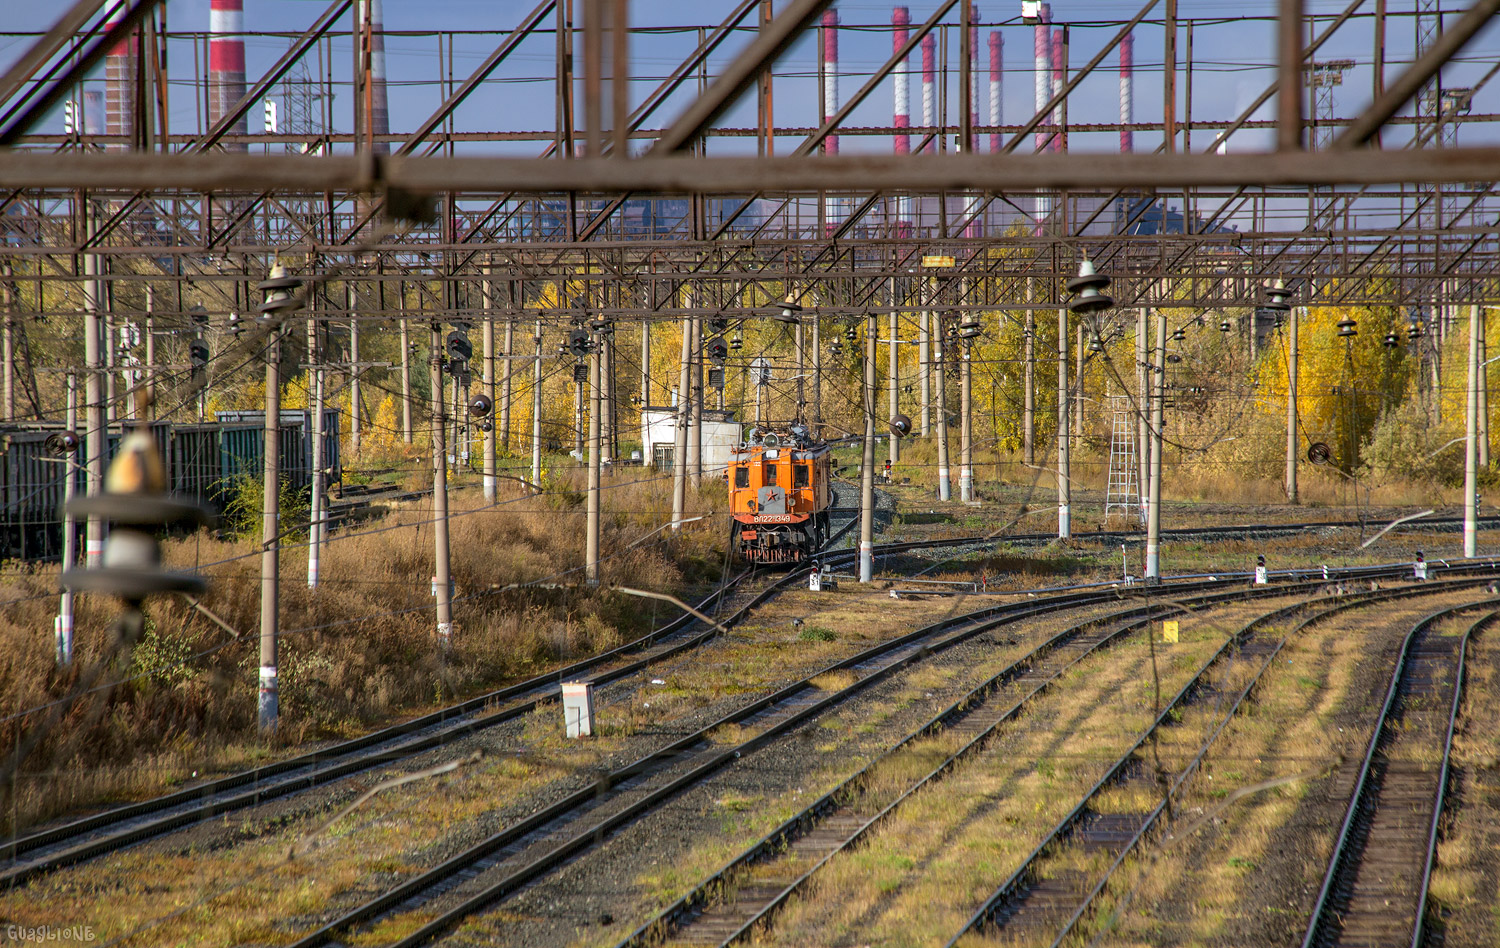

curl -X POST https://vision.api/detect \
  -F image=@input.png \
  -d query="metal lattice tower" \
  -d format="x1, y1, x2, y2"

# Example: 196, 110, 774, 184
1306, 59, 1355, 151
281, 59, 324, 154
1105, 394, 1143, 525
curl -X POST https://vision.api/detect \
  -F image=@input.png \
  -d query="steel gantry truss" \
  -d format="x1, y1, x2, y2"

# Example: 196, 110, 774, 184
0, 0, 1496, 328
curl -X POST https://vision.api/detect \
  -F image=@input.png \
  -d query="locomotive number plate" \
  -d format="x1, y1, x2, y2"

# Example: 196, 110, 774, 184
755, 514, 798, 524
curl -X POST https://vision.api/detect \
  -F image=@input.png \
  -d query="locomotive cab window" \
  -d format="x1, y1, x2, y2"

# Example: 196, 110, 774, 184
734, 467, 749, 488
765, 464, 778, 485
793, 464, 809, 488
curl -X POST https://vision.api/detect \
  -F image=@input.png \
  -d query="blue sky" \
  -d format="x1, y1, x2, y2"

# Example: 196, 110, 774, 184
3, 1, 1497, 154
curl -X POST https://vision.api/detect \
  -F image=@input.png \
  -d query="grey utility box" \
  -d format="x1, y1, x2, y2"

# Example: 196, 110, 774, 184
562, 681, 596, 738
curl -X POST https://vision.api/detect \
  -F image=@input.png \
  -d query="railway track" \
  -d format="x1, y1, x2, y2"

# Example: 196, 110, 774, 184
614, 574, 1489, 947
3, 498, 1488, 919
0, 486, 874, 888
942, 582, 1494, 948
0, 484, 1013, 889
285, 576, 1202, 947
285, 566, 1498, 948
1300, 604, 1495, 948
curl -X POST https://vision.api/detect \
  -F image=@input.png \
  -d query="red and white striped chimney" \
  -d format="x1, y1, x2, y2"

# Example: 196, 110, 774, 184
356, 0, 390, 155
989, 32, 1003, 153
821, 10, 839, 155
894, 6, 914, 236
922, 32, 936, 153
968, 4, 980, 153
210, 0, 247, 151
1032, 4, 1051, 155
104, 16, 137, 150
1120, 31, 1134, 152
893, 7, 910, 156
1051, 27, 1065, 151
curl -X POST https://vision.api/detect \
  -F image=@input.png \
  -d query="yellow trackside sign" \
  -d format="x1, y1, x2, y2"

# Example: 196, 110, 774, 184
922, 255, 956, 268
1162, 620, 1180, 643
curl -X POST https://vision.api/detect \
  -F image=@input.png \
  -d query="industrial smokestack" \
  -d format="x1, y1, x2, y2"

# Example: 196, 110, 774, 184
989, 31, 1003, 153
893, 7, 910, 156
894, 6, 913, 236
922, 32, 936, 153
1052, 27, 1065, 152
356, 0, 391, 155
1120, 31, 1134, 152
1033, 3, 1051, 228
968, 5, 980, 153
210, 0, 247, 151
821, 9, 839, 155
104, 16, 137, 150
1032, 3, 1050, 155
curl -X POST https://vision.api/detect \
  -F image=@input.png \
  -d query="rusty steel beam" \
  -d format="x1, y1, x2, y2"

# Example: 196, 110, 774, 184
0, 0, 111, 115
0, 0, 164, 146
650, 0, 834, 155
1336, 0, 1500, 148
7, 148, 1500, 195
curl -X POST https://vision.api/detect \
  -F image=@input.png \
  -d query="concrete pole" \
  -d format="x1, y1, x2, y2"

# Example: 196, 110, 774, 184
399, 297, 413, 444
960, 341, 974, 502
1145, 308, 1167, 582
934, 329, 951, 501
1286, 306, 1299, 503
586, 339, 602, 584
889, 302, 900, 466
640, 319, 652, 407
919, 309, 932, 436
481, 270, 497, 500
690, 313, 703, 484
347, 287, 361, 456
57, 374, 77, 665
812, 315, 823, 437
859, 311, 877, 582
144, 285, 156, 417
671, 315, 691, 528
83, 249, 104, 567
796, 320, 806, 423
501, 314, 515, 451
1058, 308, 1071, 538
430, 323, 455, 647
1024, 310, 1035, 466
307, 313, 324, 589
1075, 322, 1085, 436
482, 315, 497, 501
1, 262, 12, 422
259, 326, 282, 734
602, 328, 615, 459
1480, 307, 1490, 468
1137, 310, 1149, 498
531, 316, 543, 486
1466, 303, 1479, 558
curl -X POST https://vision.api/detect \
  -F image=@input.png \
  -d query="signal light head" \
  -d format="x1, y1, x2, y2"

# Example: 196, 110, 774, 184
44, 430, 80, 457
468, 394, 493, 417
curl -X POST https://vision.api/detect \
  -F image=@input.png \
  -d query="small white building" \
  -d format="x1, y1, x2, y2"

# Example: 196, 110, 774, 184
641, 407, 742, 478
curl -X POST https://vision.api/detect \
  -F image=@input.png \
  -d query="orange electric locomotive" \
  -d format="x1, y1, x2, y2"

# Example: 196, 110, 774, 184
727, 425, 833, 564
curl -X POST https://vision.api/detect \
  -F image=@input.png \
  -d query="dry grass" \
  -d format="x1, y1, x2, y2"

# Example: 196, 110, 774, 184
1088, 594, 1485, 947
753, 605, 1256, 946
0, 472, 724, 833
1427, 617, 1500, 947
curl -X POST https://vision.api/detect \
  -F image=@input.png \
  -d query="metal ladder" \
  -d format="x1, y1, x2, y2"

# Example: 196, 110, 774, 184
1105, 394, 1144, 525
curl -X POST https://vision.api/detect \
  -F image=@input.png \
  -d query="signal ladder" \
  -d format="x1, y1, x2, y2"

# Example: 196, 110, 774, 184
1105, 394, 1144, 525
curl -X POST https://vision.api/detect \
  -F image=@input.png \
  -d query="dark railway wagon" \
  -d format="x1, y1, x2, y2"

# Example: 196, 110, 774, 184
0, 410, 340, 561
